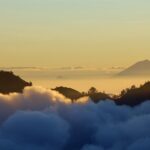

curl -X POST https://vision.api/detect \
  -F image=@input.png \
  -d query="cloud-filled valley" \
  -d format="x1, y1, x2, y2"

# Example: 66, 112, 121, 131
1, 0, 150, 148
0, 86, 150, 150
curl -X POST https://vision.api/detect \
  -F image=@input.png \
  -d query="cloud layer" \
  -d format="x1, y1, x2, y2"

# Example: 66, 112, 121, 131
0, 86, 150, 150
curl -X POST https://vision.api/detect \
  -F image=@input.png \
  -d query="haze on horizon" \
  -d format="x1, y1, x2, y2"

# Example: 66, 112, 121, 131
1, 62, 150, 95
1, 0, 150, 94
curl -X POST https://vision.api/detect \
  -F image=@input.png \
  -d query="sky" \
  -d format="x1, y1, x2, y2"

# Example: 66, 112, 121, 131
0, 0, 150, 68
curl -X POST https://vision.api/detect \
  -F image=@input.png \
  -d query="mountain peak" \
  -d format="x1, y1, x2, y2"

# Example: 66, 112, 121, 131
117, 59, 150, 77
136, 59, 150, 64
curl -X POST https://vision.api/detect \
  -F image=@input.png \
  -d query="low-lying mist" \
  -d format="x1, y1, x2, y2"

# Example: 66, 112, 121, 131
31, 77, 150, 95
4, 65, 150, 94
0, 86, 150, 150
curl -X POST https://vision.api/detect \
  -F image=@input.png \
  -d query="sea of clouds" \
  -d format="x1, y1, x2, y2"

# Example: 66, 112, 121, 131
0, 86, 150, 150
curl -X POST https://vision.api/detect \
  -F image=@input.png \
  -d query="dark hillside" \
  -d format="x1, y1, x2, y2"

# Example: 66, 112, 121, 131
116, 81, 150, 106
0, 71, 32, 94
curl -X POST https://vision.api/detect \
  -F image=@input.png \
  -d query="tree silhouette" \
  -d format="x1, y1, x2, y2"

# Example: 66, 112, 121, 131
116, 81, 150, 106
88, 87, 98, 95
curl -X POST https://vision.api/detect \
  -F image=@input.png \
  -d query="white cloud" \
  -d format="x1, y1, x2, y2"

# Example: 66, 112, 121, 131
0, 87, 149, 150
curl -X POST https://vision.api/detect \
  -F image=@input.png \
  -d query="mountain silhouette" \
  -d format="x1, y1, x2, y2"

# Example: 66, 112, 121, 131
1, 70, 150, 107
116, 81, 150, 106
53, 83, 150, 107
0, 71, 32, 94
53, 86, 110, 103
117, 59, 150, 76
52, 86, 83, 101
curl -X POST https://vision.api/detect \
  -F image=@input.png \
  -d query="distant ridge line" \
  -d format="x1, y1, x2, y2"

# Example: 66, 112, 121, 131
117, 59, 150, 77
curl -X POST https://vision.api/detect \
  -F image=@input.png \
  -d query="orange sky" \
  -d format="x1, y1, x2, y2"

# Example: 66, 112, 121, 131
0, 0, 150, 68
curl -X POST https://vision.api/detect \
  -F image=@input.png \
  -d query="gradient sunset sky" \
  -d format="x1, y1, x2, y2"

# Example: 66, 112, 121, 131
0, 0, 150, 68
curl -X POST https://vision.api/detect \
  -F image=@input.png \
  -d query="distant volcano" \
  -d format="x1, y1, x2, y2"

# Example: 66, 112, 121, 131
117, 59, 150, 77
